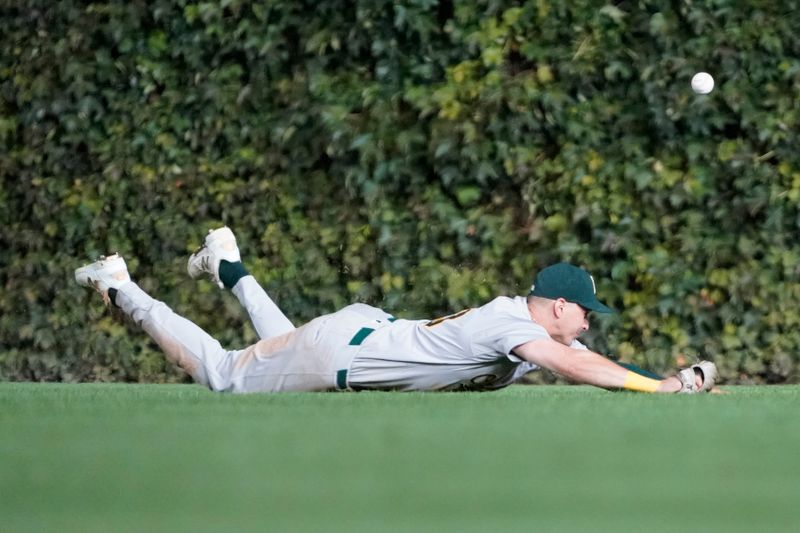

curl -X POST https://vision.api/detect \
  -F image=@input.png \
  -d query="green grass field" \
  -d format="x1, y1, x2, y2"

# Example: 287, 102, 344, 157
1, 383, 799, 532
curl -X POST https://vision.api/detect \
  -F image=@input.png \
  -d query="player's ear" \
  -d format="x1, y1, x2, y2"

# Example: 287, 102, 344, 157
553, 298, 567, 318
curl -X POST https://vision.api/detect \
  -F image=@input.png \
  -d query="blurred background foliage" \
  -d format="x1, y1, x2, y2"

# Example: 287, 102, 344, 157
2, 0, 800, 384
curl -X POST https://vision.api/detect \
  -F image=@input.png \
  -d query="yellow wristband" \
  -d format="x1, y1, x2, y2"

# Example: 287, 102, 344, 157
622, 371, 661, 393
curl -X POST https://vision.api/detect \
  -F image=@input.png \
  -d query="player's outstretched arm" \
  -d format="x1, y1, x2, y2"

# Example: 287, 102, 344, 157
512, 339, 710, 393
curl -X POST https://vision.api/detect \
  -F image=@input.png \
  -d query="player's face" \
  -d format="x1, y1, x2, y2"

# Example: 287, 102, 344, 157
553, 301, 590, 345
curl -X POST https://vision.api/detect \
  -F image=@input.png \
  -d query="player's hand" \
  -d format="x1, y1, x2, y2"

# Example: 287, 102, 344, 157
675, 361, 718, 394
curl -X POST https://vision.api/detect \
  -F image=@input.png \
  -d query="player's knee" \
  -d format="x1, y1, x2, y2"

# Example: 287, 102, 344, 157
204, 352, 240, 393
204, 371, 233, 393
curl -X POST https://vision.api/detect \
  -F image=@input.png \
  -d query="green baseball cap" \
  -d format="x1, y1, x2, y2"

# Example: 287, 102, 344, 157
529, 263, 614, 313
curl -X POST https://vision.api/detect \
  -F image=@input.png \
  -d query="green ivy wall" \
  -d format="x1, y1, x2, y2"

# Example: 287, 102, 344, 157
2, 0, 800, 383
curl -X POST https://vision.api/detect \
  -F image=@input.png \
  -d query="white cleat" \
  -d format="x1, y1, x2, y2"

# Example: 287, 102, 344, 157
187, 226, 241, 289
75, 253, 131, 304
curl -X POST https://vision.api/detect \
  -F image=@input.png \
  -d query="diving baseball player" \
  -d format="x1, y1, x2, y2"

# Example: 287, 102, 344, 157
75, 227, 717, 394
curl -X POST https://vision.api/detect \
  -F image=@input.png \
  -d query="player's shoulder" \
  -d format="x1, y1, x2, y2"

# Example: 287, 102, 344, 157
480, 295, 527, 310
477, 295, 530, 319
476, 295, 550, 338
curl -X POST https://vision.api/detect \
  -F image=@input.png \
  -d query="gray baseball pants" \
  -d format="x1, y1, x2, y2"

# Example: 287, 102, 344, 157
113, 277, 389, 393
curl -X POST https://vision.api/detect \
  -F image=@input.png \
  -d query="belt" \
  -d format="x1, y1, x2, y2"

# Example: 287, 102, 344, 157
336, 326, 380, 390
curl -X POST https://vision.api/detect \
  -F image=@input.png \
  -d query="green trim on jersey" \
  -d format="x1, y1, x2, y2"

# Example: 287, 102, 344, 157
349, 327, 375, 346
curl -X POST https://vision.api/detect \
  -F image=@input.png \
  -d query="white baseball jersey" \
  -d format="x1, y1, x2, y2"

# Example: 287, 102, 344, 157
347, 296, 587, 391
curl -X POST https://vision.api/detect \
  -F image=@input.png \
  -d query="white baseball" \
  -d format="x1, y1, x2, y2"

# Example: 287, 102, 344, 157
691, 72, 714, 94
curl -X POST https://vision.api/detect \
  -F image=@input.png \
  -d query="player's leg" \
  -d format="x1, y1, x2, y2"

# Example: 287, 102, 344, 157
230, 276, 295, 337
187, 227, 295, 339
76, 254, 244, 392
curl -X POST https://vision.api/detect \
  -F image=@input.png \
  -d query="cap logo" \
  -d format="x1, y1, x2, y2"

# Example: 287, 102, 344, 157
589, 274, 596, 294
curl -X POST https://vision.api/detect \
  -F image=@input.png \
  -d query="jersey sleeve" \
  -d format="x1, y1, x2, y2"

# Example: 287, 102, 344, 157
570, 339, 588, 351
470, 311, 551, 361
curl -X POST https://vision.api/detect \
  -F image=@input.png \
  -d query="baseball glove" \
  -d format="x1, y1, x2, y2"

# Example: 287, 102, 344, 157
675, 360, 718, 393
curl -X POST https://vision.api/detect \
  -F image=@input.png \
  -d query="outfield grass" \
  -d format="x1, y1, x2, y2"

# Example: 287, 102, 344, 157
1, 383, 798, 532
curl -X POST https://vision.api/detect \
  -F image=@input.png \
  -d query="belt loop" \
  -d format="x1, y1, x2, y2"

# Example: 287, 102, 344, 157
336, 369, 348, 390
